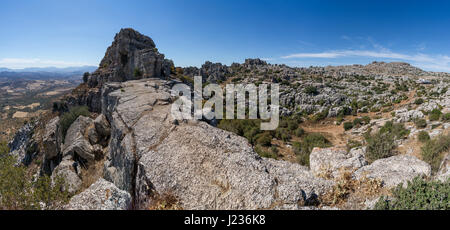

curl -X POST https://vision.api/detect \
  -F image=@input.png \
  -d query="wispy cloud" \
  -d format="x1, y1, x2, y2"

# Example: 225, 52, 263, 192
0, 58, 94, 69
281, 50, 450, 72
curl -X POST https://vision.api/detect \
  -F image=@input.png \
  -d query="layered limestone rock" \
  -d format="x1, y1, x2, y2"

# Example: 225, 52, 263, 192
354, 155, 432, 188
65, 178, 131, 210
87, 28, 173, 88
101, 78, 333, 209
309, 147, 367, 178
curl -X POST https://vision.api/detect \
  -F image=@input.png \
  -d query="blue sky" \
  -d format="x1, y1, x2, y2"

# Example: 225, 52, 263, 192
1, 0, 450, 72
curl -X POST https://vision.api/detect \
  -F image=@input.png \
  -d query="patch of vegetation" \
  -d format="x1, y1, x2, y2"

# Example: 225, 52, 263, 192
304, 86, 319, 95
293, 133, 331, 166
421, 134, 450, 173
414, 98, 424, 105
374, 177, 449, 210
418, 131, 430, 143
414, 118, 427, 129
60, 106, 90, 143
442, 113, 450, 122
364, 121, 409, 163
0, 142, 70, 210
429, 108, 442, 121
343, 122, 353, 131
133, 68, 143, 78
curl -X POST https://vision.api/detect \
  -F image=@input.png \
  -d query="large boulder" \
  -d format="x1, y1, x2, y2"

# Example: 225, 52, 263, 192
354, 155, 432, 188
87, 28, 173, 87
62, 116, 96, 163
102, 78, 333, 210
310, 147, 367, 178
8, 122, 36, 165
43, 117, 62, 160
51, 158, 82, 194
65, 178, 131, 210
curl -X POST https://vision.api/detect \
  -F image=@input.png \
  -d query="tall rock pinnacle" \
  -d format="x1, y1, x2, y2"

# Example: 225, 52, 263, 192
87, 28, 174, 87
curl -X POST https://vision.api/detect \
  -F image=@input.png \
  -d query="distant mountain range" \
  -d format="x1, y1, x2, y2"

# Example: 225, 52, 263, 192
0, 66, 98, 80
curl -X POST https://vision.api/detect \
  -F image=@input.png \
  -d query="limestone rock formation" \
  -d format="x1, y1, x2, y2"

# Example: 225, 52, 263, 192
65, 178, 131, 210
101, 78, 333, 209
436, 153, 450, 182
354, 155, 432, 188
87, 28, 173, 87
309, 147, 367, 178
43, 117, 62, 160
62, 116, 96, 163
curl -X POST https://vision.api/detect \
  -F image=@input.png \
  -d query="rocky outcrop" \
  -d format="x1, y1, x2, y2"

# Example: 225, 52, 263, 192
51, 157, 82, 194
354, 155, 432, 188
8, 122, 36, 166
87, 28, 173, 88
43, 117, 62, 160
436, 153, 450, 182
65, 178, 131, 210
310, 147, 367, 178
62, 116, 96, 163
101, 78, 333, 210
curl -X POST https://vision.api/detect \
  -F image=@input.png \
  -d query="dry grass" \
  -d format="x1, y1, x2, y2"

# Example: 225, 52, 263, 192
320, 169, 383, 208
148, 192, 183, 210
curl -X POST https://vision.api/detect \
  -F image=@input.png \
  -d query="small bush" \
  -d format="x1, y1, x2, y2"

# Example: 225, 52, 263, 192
0, 143, 70, 210
442, 113, 450, 122
343, 122, 353, 131
421, 134, 450, 172
294, 127, 305, 137
294, 133, 331, 166
429, 108, 442, 121
133, 68, 143, 77
364, 121, 409, 162
255, 132, 272, 147
304, 86, 319, 95
418, 131, 430, 143
414, 98, 424, 105
60, 106, 90, 142
414, 119, 427, 129
374, 177, 449, 210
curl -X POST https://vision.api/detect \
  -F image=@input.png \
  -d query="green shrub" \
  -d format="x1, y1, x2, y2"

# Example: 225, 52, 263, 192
442, 113, 450, 122
133, 68, 143, 77
218, 119, 262, 144
255, 132, 272, 147
82, 72, 90, 83
353, 118, 363, 126
418, 131, 430, 143
414, 98, 424, 105
361, 116, 371, 125
343, 122, 353, 131
374, 177, 449, 210
294, 127, 305, 137
304, 86, 319, 95
429, 108, 442, 121
415, 118, 427, 129
364, 121, 409, 163
60, 106, 90, 142
0, 143, 70, 210
293, 133, 331, 166
254, 145, 278, 159
421, 134, 450, 172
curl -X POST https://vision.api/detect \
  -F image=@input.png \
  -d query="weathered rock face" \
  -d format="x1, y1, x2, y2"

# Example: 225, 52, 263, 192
62, 116, 96, 163
354, 155, 431, 188
87, 28, 173, 88
310, 147, 367, 178
436, 153, 450, 182
8, 122, 36, 166
101, 78, 333, 210
65, 178, 131, 210
43, 117, 62, 160
51, 158, 82, 194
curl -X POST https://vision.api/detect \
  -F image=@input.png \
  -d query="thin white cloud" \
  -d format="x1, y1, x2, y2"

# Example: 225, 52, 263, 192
0, 58, 94, 69
281, 50, 450, 72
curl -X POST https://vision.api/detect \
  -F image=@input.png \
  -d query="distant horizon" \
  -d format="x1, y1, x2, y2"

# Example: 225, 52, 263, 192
1, 0, 450, 73
2, 59, 450, 74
